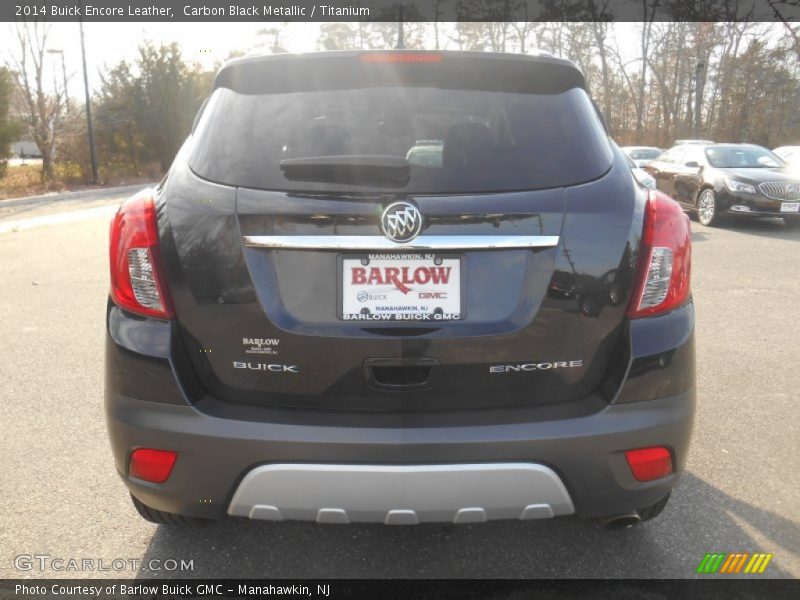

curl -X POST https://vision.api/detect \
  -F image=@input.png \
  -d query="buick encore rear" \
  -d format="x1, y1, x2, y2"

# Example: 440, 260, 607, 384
105, 51, 695, 529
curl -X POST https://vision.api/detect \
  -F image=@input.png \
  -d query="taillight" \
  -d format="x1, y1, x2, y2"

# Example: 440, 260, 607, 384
109, 189, 174, 319
628, 190, 692, 318
625, 447, 673, 482
129, 448, 177, 484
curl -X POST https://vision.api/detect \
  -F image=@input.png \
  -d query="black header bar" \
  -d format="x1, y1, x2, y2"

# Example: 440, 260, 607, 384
3, 0, 800, 22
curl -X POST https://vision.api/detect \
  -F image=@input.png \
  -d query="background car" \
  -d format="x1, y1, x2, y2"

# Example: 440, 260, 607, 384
645, 142, 799, 227
773, 145, 800, 169
621, 145, 663, 167
623, 152, 657, 189
674, 139, 715, 145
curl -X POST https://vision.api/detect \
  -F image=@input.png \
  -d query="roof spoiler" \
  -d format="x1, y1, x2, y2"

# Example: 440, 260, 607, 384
214, 51, 587, 96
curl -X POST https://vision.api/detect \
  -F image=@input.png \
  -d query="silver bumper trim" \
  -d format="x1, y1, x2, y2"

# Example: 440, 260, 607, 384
227, 463, 575, 524
243, 235, 559, 251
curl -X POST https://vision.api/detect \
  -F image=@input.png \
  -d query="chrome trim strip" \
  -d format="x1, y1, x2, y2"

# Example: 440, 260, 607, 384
243, 235, 559, 251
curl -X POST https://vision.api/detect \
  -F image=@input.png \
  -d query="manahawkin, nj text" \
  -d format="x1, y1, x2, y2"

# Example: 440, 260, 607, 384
35, 4, 371, 18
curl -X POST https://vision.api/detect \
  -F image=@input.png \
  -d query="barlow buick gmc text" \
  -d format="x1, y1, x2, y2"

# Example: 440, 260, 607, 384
105, 50, 694, 529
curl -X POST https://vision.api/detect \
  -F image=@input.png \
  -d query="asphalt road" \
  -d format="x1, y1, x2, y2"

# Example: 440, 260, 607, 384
0, 197, 798, 579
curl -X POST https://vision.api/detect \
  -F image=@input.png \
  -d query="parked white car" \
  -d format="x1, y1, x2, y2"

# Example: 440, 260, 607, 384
621, 146, 663, 168
623, 153, 657, 189
773, 145, 800, 169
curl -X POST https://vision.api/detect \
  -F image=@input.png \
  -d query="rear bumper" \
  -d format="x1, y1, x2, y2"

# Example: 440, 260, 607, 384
107, 384, 694, 521
105, 302, 695, 522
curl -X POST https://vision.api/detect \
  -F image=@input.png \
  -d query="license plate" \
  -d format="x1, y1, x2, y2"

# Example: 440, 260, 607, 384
780, 202, 800, 213
341, 253, 463, 321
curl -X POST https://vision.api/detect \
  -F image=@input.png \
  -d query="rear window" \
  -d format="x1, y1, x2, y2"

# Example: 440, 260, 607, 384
189, 65, 612, 194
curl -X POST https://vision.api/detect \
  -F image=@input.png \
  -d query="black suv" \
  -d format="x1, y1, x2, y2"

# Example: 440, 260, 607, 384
646, 143, 800, 227
106, 51, 695, 529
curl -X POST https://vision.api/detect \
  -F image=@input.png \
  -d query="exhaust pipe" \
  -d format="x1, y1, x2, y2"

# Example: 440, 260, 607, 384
600, 512, 642, 530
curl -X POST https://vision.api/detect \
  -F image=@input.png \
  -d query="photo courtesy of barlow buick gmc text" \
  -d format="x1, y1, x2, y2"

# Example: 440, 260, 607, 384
1, 0, 799, 596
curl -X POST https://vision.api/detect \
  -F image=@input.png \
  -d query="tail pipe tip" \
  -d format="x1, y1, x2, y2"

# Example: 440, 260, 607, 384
599, 512, 642, 530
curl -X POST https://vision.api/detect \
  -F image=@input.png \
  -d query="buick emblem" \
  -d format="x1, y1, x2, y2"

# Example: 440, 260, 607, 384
380, 201, 423, 243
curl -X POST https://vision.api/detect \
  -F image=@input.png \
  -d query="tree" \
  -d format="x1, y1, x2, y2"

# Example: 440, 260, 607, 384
317, 23, 360, 50
767, 0, 800, 62
363, 20, 427, 49
0, 67, 22, 178
635, 1, 660, 141
130, 42, 210, 171
257, 23, 289, 54
431, 0, 449, 49
61, 42, 212, 181
587, 0, 613, 121
41, 21, 800, 181
451, 0, 518, 52
9, 23, 66, 181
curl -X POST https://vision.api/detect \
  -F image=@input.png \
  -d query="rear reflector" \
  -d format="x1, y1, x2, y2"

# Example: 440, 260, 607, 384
625, 447, 673, 482
628, 190, 692, 318
109, 189, 174, 319
129, 448, 177, 484
359, 52, 443, 63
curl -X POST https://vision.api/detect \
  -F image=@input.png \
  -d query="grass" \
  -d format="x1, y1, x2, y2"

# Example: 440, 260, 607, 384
0, 164, 70, 200
0, 163, 157, 201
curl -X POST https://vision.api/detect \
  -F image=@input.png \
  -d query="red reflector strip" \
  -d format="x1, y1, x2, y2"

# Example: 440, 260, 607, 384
625, 447, 673, 482
359, 53, 443, 63
129, 448, 177, 484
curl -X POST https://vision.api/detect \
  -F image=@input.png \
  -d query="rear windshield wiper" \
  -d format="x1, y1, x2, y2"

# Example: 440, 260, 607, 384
280, 155, 410, 187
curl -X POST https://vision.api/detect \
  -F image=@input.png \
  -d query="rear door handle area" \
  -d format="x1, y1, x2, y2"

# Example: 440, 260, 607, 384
364, 358, 439, 390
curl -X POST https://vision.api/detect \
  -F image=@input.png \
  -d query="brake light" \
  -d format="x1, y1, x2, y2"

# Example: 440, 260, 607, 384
109, 189, 174, 319
628, 190, 691, 318
129, 448, 177, 484
625, 447, 673, 482
359, 52, 443, 63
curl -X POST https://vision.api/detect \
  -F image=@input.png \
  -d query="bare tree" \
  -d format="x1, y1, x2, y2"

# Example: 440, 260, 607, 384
767, 0, 800, 62
257, 23, 289, 54
317, 23, 360, 51
364, 21, 426, 49
431, 0, 449, 50
635, 0, 660, 141
9, 23, 66, 181
587, 0, 613, 119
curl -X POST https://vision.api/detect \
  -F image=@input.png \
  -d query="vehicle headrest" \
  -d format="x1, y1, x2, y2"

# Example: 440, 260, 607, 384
443, 122, 493, 170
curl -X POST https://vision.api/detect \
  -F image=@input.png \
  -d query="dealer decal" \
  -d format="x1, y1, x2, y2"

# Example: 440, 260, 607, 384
242, 337, 280, 355
350, 265, 452, 295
